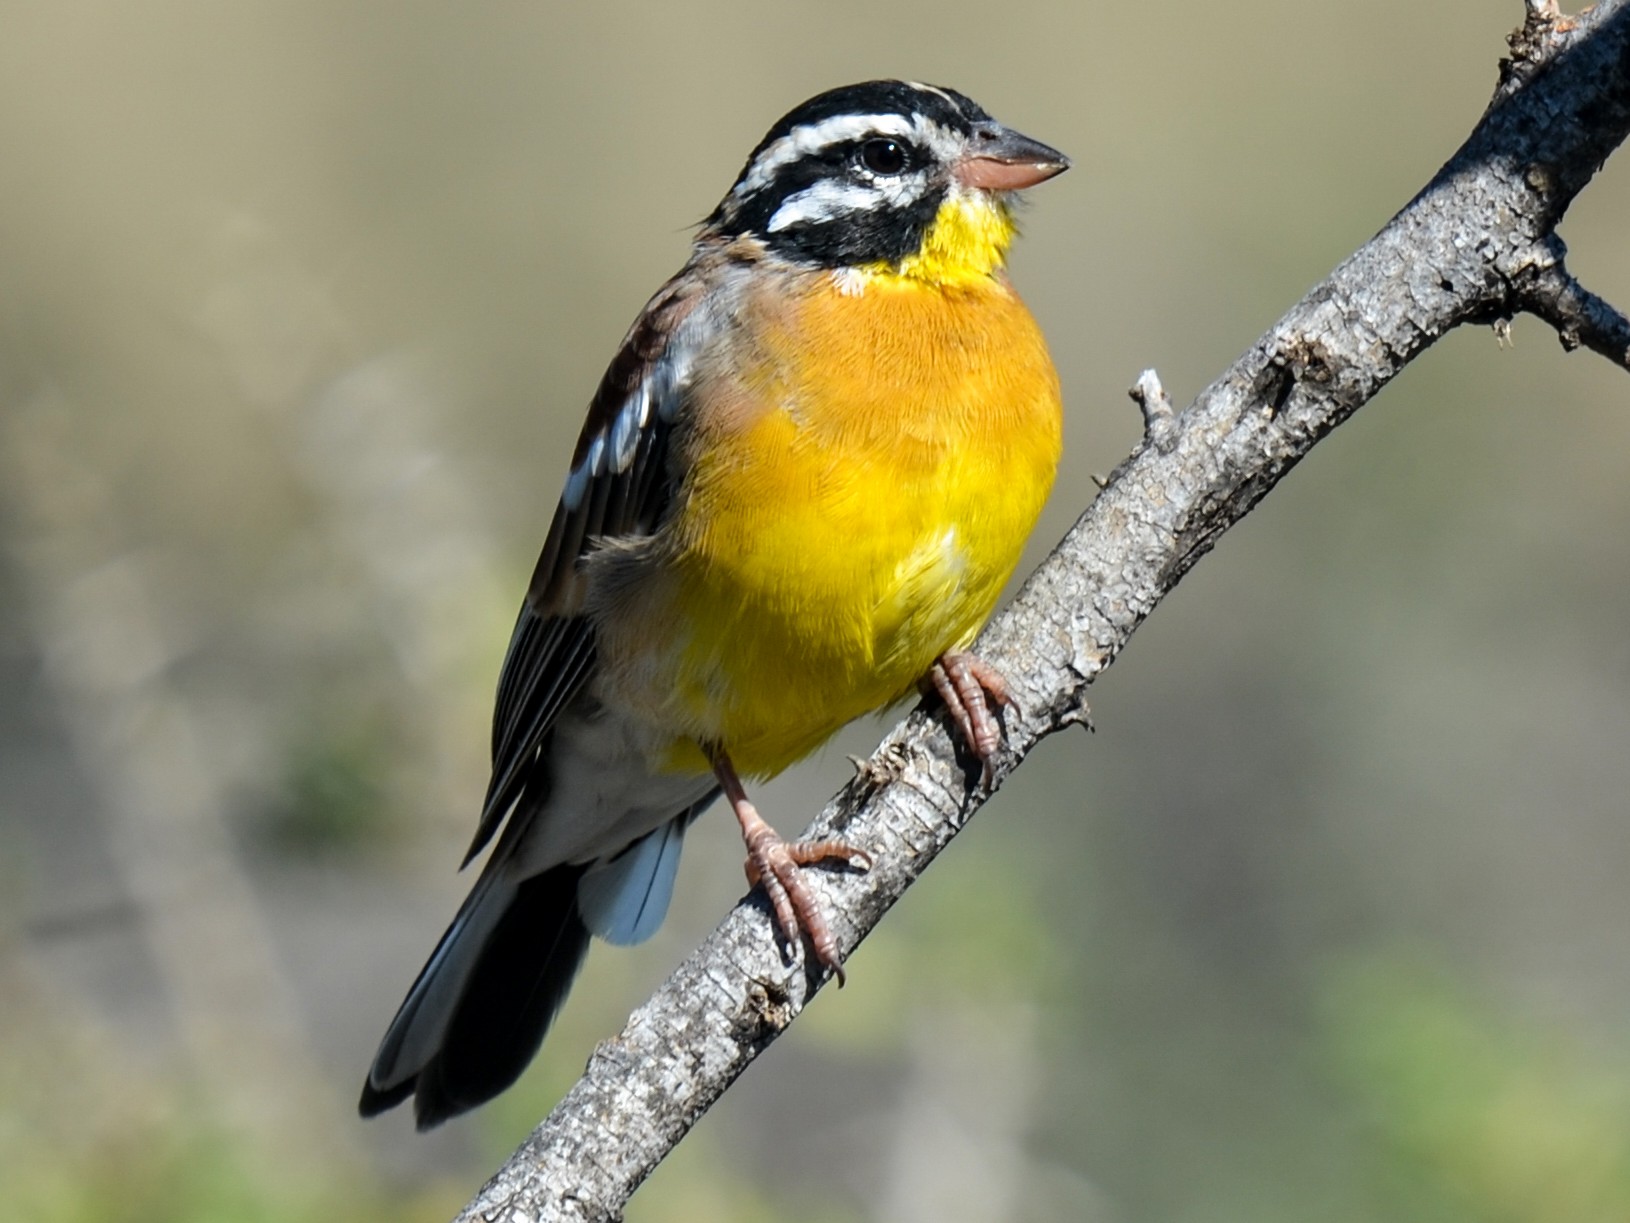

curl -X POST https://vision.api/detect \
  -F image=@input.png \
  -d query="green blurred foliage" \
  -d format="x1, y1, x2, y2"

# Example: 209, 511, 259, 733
1320, 955, 1630, 1223
0, 971, 461, 1223
257, 714, 395, 856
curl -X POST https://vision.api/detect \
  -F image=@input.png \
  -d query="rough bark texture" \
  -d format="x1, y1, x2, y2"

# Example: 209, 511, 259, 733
456, 5, 1630, 1219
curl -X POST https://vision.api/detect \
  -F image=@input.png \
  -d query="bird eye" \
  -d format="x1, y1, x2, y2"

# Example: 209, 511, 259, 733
859, 138, 908, 176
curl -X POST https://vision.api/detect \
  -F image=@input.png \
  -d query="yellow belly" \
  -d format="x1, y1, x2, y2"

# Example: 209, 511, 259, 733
598, 270, 1062, 778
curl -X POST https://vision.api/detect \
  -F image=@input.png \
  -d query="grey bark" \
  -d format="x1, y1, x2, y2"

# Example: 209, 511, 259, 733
456, 4, 1630, 1219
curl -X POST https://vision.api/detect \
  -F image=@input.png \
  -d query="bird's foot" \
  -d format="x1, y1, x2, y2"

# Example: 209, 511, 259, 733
710, 747, 870, 985
925, 650, 1018, 784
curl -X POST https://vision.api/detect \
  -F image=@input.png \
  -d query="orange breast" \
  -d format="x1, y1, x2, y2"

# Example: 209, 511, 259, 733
598, 268, 1063, 778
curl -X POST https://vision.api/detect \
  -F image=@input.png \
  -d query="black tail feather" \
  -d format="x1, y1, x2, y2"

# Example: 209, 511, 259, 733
359, 863, 592, 1129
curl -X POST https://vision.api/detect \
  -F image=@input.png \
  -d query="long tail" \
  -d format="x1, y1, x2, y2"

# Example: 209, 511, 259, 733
359, 862, 592, 1129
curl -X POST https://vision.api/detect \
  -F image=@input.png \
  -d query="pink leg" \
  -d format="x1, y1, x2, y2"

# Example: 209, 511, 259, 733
925, 650, 1018, 782
710, 746, 871, 985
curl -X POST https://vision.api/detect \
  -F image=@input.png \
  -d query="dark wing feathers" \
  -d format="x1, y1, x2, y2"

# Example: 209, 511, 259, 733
466, 616, 596, 868
464, 278, 703, 866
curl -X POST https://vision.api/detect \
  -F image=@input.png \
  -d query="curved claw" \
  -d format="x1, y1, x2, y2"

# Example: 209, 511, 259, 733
711, 746, 868, 985
926, 650, 1017, 783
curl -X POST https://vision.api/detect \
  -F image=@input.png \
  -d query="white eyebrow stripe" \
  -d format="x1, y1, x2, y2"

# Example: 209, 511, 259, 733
916, 119, 965, 161
736, 111, 920, 195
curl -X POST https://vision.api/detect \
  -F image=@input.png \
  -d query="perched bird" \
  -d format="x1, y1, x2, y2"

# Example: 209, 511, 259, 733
361, 80, 1068, 1129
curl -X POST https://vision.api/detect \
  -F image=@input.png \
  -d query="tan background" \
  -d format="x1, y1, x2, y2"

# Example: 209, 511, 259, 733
3, 2, 1629, 1220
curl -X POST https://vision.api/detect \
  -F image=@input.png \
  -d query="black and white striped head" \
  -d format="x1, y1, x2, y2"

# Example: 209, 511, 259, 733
705, 80, 1068, 270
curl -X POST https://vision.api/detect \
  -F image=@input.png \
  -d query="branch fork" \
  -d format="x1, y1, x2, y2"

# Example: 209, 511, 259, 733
1130, 369, 1179, 453
1513, 250, 1630, 369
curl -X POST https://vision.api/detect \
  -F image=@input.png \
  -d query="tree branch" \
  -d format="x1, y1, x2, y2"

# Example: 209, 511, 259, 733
1515, 255, 1630, 369
456, 5, 1630, 1219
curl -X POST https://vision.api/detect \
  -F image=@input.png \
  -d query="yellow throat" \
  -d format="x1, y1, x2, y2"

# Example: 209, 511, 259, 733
869, 191, 1019, 287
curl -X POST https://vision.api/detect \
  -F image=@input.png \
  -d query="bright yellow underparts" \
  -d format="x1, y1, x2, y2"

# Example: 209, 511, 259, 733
594, 193, 1061, 779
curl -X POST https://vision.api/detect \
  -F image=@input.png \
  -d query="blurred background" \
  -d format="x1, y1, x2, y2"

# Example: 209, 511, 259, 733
2, 2, 1628, 1220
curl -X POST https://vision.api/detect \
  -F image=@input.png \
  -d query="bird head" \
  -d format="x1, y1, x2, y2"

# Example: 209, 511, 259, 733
705, 80, 1069, 286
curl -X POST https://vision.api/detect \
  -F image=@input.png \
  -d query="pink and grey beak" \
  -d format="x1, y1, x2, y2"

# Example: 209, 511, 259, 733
954, 122, 1070, 192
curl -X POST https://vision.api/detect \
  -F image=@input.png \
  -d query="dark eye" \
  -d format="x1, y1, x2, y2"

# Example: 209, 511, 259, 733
859, 137, 908, 175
